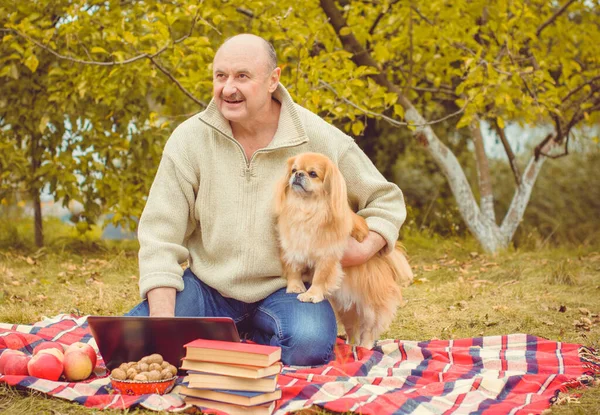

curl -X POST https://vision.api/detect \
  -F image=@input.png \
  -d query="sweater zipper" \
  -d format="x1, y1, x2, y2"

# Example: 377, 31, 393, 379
200, 121, 307, 180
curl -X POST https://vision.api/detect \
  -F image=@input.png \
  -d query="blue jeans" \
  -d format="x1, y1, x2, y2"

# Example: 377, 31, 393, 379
126, 269, 337, 366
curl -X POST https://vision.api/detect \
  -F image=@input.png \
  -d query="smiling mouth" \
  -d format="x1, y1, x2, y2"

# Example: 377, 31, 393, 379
223, 98, 244, 104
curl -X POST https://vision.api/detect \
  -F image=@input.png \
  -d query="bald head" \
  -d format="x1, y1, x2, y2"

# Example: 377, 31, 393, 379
215, 34, 277, 74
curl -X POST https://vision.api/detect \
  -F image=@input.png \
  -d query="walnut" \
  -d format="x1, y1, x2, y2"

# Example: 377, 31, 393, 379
126, 368, 138, 379
146, 354, 163, 364
160, 368, 173, 380
148, 363, 162, 372
167, 364, 178, 376
110, 368, 127, 380
147, 370, 161, 381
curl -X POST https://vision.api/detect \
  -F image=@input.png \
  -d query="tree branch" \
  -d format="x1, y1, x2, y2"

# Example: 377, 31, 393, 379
536, 0, 577, 38
2, 8, 201, 66
368, 0, 401, 37
319, 80, 467, 127
236, 7, 255, 18
561, 74, 600, 103
148, 57, 207, 107
493, 122, 522, 186
410, 6, 434, 25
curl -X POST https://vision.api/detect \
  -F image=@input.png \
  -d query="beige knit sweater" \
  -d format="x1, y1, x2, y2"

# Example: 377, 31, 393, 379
137, 84, 406, 302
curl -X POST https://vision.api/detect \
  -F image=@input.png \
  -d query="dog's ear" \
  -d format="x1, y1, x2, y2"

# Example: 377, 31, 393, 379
323, 159, 348, 219
274, 156, 295, 217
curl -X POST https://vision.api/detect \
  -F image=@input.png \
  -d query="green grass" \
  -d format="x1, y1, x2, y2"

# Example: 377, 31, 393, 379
0, 226, 599, 414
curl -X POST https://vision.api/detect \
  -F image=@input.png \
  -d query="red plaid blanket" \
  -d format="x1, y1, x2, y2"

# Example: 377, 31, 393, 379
1, 314, 598, 414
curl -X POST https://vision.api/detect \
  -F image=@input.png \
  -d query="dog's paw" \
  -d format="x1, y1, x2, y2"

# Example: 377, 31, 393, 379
286, 282, 307, 294
297, 291, 325, 303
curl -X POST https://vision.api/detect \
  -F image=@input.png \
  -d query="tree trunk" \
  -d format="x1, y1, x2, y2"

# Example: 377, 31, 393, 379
31, 187, 44, 247
470, 118, 496, 222
499, 138, 555, 242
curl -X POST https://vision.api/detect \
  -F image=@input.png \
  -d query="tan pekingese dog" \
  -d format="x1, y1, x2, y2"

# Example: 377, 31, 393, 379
274, 152, 413, 349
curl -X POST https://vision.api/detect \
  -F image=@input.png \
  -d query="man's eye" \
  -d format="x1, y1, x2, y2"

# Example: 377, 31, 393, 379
238, 74, 248, 79
309, 171, 318, 178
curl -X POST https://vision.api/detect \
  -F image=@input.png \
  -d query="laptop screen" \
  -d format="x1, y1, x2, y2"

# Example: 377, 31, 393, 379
87, 316, 240, 370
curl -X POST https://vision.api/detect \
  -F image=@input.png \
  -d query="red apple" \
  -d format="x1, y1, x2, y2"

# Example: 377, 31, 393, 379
38, 348, 64, 361
28, 352, 64, 381
3, 354, 30, 376
63, 350, 92, 381
33, 341, 65, 356
0, 350, 26, 374
65, 342, 97, 369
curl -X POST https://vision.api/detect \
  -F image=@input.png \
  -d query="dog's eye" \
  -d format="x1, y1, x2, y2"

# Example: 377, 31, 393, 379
309, 171, 318, 178
291, 168, 297, 173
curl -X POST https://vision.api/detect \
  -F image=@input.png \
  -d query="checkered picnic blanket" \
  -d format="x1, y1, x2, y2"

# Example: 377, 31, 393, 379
1, 314, 598, 414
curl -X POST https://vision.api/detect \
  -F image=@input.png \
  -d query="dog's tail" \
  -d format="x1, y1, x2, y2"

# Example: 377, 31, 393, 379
387, 242, 414, 288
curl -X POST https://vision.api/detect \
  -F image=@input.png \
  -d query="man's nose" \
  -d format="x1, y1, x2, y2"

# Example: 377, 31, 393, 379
223, 78, 237, 95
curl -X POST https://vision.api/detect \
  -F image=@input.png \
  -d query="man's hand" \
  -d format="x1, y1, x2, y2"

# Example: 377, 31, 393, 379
340, 231, 386, 267
147, 287, 177, 317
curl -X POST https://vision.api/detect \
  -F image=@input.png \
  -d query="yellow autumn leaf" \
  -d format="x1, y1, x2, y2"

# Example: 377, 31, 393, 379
24, 54, 39, 73
339, 27, 352, 36
91, 46, 109, 54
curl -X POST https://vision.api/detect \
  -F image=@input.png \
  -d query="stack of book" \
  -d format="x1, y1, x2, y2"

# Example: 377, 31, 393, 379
179, 339, 283, 415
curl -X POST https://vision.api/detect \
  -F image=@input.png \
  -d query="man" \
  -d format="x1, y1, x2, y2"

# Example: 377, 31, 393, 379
127, 34, 406, 366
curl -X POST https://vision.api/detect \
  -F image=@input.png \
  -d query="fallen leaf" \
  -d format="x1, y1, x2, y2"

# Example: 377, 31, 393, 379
559, 305, 567, 313
578, 307, 591, 316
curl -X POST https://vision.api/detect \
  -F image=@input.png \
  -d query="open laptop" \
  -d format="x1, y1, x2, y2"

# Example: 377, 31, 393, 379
87, 316, 240, 370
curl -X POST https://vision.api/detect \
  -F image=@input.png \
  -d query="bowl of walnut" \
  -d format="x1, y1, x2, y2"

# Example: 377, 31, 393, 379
109, 353, 178, 395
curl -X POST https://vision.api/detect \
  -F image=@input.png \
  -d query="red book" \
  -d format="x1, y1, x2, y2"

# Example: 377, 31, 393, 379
184, 339, 281, 367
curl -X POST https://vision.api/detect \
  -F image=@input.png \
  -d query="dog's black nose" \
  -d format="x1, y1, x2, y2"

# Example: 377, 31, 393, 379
295, 171, 304, 178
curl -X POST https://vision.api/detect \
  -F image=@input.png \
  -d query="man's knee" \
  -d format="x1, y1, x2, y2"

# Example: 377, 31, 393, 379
278, 304, 337, 366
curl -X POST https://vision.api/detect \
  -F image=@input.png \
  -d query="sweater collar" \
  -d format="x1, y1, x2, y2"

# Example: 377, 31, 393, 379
198, 83, 309, 149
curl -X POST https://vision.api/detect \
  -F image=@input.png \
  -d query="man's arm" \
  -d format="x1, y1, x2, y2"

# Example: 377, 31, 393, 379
341, 231, 386, 267
338, 141, 406, 261
137, 150, 198, 307
147, 287, 177, 317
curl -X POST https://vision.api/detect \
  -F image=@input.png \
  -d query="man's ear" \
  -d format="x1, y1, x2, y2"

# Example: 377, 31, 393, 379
268, 67, 281, 93
273, 156, 295, 216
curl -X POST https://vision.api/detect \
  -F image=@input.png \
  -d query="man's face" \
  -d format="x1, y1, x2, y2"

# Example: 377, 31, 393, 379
212, 44, 279, 125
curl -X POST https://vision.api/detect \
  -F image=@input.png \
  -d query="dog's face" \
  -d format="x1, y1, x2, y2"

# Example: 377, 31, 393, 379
286, 153, 329, 197
274, 152, 348, 217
